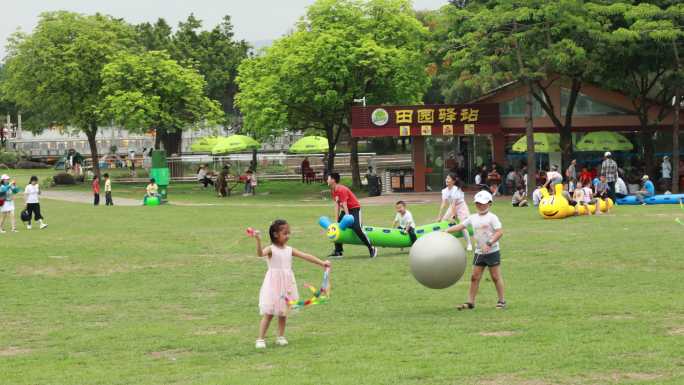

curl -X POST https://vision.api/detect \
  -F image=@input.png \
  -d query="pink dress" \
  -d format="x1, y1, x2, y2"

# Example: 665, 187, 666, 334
259, 245, 299, 316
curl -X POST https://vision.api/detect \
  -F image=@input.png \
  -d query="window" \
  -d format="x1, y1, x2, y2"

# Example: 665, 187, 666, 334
561, 89, 630, 116
500, 95, 545, 117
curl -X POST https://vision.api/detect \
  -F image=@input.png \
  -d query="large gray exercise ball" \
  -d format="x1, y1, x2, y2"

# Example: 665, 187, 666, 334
409, 231, 467, 289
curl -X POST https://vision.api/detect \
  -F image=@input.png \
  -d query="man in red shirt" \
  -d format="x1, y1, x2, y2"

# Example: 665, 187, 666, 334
328, 173, 377, 258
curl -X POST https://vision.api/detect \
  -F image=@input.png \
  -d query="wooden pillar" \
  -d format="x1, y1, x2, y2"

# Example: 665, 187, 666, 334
412, 136, 426, 192
492, 132, 507, 166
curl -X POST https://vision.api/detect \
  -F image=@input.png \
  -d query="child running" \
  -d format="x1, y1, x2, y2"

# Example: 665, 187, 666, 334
249, 219, 331, 349
392, 200, 417, 245
445, 190, 505, 310
436, 173, 473, 251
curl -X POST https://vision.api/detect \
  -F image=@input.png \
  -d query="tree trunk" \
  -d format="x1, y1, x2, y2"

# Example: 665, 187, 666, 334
161, 130, 182, 155
673, 41, 681, 194
85, 125, 100, 179
640, 129, 655, 176
560, 79, 581, 170
251, 148, 258, 172
525, 83, 537, 200
350, 137, 361, 189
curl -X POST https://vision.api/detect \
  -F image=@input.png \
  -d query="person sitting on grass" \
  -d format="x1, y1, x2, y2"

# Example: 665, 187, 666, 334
392, 200, 417, 246
634, 175, 655, 205
144, 178, 159, 204
445, 190, 505, 311
615, 174, 628, 199
511, 185, 528, 207
532, 185, 544, 207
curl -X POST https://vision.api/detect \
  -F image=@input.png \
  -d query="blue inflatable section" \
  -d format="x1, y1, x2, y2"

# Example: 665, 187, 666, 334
616, 194, 684, 205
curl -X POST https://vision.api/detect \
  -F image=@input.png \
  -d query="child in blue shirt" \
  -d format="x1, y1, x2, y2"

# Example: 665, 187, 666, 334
635, 175, 655, 205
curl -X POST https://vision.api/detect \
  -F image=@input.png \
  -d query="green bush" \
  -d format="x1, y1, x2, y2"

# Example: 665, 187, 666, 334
0, 150, 19, 165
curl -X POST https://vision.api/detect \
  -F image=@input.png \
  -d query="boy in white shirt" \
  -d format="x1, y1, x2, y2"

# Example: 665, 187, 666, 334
446, 190, 505, 310
392, 200, 417, 245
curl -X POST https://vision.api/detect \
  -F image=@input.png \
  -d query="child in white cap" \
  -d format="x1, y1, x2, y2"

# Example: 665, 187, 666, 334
0, 174, 21, 233
445, 190, 505, 310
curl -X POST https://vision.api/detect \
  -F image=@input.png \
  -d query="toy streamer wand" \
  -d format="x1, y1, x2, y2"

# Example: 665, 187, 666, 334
286, 267, 332, 312
676, 199, 684, 226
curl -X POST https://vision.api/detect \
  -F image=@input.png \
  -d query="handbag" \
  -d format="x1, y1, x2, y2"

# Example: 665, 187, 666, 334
20, 206, 31, 222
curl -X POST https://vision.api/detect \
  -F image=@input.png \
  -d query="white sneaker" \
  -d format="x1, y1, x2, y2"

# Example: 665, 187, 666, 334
11, 229, 18, 233
40, 223, 48, 229
0, 229, 5, 234
466, 244, 473, 252
26, 225, 32, 230
275, 336, 288, 346
255, 339, 266, 349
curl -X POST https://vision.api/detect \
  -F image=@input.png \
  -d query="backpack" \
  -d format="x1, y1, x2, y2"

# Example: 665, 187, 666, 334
0, 189, 5, 206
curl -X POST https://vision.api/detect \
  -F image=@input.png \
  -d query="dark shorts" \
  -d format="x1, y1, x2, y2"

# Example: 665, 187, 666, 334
512, 202, 520, 207
473, 250, 501, 267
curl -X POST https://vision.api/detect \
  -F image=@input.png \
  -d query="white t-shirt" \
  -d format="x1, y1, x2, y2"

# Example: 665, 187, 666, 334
394, 210, 415, 229
532, 188, 543, 206
461, 212, 502, 254
546, 171, 562, 182
24, 184, 40, 204
615, 177, 628, 195
441, 185, 464, 205
197, 168, 207, 180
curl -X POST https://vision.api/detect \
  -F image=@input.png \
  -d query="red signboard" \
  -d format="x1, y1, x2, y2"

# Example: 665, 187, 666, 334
350, 104, 500, 137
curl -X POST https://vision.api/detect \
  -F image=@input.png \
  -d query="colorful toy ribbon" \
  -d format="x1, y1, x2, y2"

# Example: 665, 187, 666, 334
677, 199, 684, 226
286, 268, 331, 311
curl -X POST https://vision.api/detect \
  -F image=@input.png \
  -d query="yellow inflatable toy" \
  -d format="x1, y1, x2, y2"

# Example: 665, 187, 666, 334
539, 184, 613, 219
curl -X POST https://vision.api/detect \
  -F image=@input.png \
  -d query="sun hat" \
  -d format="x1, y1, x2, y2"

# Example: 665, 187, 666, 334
0, 174, 10, 181
474, 190, 493, 204
604, 151, 612, 157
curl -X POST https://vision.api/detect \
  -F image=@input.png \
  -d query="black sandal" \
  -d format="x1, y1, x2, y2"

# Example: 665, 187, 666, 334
457, 302, 475, 311
496, 300, 506, 309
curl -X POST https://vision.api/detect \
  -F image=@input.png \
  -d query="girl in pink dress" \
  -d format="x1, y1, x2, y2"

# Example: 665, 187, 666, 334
250, 219, 331, 349
436, 174, 473, 251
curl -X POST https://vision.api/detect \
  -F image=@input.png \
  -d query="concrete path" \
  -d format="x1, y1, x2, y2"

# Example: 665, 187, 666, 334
42, 190, 141, 206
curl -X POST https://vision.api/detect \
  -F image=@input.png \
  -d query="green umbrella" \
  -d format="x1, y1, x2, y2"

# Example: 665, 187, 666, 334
289, 136, 330, 154
575, 131, 633, 152
211, 135, 260, 154
190, 136, 222, 152
512, 133, 561, 153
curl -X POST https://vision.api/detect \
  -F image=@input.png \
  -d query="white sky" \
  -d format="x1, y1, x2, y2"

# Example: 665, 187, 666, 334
1, 0, 447, 61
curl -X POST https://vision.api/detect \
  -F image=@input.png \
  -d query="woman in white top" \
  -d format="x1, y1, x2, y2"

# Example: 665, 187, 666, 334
24, 176, 48, 229
436, 174, 473, 251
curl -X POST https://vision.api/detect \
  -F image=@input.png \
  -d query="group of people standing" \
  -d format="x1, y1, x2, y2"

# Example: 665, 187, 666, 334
0, 174, 48, 233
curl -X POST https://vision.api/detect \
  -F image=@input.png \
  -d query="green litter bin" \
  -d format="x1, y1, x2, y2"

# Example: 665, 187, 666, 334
150, 150, 170, 201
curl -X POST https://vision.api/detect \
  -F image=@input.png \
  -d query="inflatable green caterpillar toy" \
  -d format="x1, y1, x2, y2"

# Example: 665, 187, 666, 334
318, 215, 473, 248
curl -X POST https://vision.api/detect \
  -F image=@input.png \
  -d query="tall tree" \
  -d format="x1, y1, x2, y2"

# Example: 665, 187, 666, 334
99, 51, 224, 152
2, 11, 136, 177
135, 15, 249, 152
236, 0, 430, 187
445, 0, 608, 169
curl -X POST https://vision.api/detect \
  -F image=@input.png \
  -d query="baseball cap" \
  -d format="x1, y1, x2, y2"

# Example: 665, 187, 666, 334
604, 151, 612, 157
0, 174, 10, 180
642, 175, 649, 180
474, 190, 493, 204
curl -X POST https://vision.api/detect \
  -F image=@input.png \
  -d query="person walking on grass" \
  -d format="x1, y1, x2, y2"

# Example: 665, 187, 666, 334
23, 176, 48, 229
445, 190, 505, 311
103, 173, 114, 206
436, 173, 474, 251
600, 151, 618, 202
0, 174, 20, 233
92, 175, 100, 206
328, 172, 377, 258
249, 219, 331, 349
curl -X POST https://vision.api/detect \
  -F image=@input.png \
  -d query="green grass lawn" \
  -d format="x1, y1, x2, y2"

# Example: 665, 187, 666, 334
1, 180, 683, 385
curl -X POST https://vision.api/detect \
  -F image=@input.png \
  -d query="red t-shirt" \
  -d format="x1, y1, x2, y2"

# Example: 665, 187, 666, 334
333, 184, 360, 210
92, 179, 100, 194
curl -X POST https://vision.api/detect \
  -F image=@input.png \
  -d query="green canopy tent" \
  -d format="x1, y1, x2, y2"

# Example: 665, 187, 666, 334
190, 136, 222, 153
512, 133, 561, 153
575, 131, 634, 152
289, 136, 330, 154
512, 133, 561, 169
211, 135, 260, 155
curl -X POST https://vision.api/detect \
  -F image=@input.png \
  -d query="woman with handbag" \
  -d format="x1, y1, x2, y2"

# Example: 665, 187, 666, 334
23, 176, 48, 230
